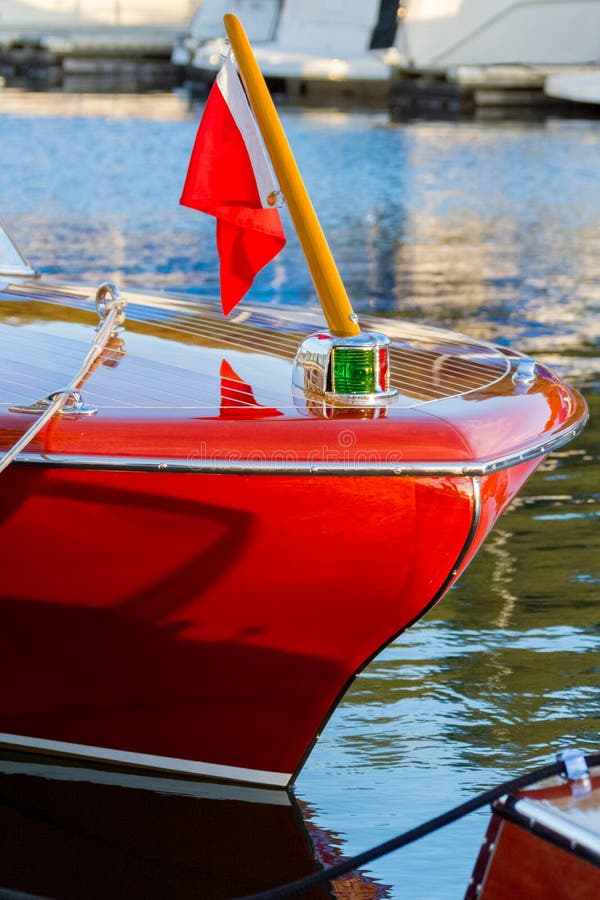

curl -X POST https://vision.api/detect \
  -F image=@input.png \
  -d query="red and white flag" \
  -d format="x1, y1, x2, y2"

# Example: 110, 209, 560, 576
180, 54, 286, 315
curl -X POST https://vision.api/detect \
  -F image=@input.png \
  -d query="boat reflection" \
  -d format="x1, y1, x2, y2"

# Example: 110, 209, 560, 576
0, 750, 390, 899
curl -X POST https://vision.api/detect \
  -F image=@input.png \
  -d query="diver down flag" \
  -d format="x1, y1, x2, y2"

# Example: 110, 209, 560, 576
180, 54, 286, 314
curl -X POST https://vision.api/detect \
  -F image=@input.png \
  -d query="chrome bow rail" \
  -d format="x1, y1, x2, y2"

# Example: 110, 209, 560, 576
0, 282, 126, 475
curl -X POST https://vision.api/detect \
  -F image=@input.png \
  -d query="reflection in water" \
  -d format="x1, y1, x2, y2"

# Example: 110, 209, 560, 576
0, 753, 322, 900
0, 752, 391, 900
0, 89, 192, 120
0, 91, 598, 899
485, 529, 519, 630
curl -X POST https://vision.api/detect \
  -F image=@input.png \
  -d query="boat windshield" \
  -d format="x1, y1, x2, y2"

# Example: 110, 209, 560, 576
0, 221, 36, 277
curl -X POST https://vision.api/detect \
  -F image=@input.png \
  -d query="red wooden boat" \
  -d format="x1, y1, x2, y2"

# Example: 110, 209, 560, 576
0, 224, 587, 790
468, 752, 600, 899
0, 16, 589, 793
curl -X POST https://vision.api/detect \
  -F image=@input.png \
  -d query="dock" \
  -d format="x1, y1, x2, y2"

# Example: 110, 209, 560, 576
0, 0, 194, 84
390, 64, 600, 118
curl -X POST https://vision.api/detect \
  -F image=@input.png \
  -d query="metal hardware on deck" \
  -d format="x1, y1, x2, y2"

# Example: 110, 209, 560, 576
512, 356, 537, 386
96, 281, 126, 332
293, 331, 399, 406
300, 397, 388, 419
8, 282, 127, 419
1, 391, 69, 475
557, 748, 592, 798
0, 282, 127, 475
9, 389, 97, 418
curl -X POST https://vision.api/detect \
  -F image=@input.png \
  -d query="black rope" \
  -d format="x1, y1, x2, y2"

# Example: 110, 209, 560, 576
239, 751, 600, 900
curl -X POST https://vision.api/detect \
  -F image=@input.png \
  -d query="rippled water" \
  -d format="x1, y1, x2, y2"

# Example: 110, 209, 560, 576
0, 88, 599, 899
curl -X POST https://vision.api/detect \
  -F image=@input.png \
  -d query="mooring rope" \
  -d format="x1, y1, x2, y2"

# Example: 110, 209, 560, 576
0, 282, 126, 475
240, 750, 600, 899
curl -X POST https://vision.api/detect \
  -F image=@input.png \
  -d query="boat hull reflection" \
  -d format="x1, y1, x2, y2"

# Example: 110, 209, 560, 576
0, 751, 338, 900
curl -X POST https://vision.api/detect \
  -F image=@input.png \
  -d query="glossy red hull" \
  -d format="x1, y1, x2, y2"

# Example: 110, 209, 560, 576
0, 280, 588, 787
0, 455, 540, 784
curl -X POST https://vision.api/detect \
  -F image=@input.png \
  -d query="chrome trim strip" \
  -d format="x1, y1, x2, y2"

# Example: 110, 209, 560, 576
11, 413, 588, 477
447, 474, 482, 586
0, 732, 291, 789
0, 757, 292, 806
513, 797, 600, 859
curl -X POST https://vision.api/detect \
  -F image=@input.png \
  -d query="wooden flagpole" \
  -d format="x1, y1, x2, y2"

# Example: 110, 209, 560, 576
223, 13, 360, 338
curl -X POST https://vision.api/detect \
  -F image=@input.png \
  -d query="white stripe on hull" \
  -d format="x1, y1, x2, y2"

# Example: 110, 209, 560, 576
0, 732, 291, 789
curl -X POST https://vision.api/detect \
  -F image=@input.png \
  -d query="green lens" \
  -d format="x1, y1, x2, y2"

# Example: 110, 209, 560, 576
332, 348, 376, 394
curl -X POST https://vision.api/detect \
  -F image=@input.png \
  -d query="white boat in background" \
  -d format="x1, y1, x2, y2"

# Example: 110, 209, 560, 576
172, 0, 281, 68
545, 68, 600, 105
402, 0, 600, 69
0, 0, 196, 57
186, 0, 404, 99
0, 0, 196, 30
